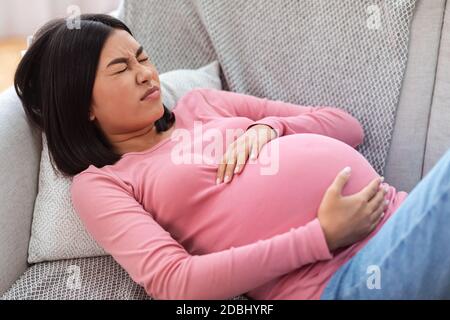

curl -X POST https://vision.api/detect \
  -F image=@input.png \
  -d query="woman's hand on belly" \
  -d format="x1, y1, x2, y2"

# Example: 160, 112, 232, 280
317, 167, 389, 251
216, 124, 277, 185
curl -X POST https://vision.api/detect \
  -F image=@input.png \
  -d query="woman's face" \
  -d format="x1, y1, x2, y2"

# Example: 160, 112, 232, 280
90, 29, 164, 144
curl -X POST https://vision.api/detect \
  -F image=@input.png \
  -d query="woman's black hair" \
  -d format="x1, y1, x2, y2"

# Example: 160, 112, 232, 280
14, 14, 176, 177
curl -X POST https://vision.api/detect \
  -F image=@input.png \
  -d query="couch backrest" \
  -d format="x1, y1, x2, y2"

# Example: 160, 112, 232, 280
119, 0, 439, 193
385, 0, 449, 192
423, 1, 450, 180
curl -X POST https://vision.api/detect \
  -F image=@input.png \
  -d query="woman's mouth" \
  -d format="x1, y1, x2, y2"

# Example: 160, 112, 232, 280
141, 87, 160, 101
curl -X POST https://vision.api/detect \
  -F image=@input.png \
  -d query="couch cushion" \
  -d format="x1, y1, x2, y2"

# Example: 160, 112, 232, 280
1, 255, 249, 300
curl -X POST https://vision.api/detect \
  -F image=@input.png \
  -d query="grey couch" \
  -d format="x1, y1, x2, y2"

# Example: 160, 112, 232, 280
1, 0, 450, 299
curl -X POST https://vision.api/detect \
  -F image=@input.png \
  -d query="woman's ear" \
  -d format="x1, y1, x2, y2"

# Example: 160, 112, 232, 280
89, 102, 97, 121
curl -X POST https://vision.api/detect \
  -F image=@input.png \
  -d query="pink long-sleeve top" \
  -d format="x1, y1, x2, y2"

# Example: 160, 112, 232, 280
70, 88, 408, 300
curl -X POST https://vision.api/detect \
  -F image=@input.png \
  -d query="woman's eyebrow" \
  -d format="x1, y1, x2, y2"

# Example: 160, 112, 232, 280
107, 46, 144, 68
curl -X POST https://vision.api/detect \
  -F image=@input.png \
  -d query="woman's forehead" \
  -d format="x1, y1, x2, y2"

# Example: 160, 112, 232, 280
101, 30, 140, 61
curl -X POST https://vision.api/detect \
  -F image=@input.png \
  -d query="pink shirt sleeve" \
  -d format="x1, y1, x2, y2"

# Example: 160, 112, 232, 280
193, 88, 364, 148
70, 172, 333, 300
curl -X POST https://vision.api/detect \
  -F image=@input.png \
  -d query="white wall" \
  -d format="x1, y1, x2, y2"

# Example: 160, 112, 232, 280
0, 0, 122, 38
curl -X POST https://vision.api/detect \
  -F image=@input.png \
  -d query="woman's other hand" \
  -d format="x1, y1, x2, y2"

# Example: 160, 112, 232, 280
318, 167, 389, 252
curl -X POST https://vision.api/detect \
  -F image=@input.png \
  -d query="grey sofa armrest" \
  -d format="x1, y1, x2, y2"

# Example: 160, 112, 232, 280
0, 87, 42, 295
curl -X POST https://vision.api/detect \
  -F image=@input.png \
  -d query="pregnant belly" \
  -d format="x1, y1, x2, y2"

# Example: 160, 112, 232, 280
221, 133, 381, 247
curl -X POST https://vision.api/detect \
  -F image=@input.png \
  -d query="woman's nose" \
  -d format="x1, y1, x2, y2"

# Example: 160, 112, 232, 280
136, 65, 154, 84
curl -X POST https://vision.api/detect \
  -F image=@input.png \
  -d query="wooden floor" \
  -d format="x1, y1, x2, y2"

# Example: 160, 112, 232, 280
0, 37, 27, 94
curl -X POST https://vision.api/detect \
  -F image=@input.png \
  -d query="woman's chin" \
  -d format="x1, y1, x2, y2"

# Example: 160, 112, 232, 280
146, 102, 165, 118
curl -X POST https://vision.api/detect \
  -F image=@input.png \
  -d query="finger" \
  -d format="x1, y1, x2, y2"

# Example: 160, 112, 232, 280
329, 167, 352, 196
359, 176, 384, 201
369, 203, 387, 232
216, 158, 228, 184
250, 138, 258, 160
234, 142, 249, 175
223, 152, 238, 183
216, 146, 235, 184
367, 186, 388, 212
258, 132, 268, 155
370, 195, 388, 221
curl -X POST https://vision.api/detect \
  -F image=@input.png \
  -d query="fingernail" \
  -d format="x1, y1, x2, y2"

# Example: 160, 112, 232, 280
381, 212, 385, 219
234, 167, 239, 174
384, 186, 389, 193
384, 199, 389, 206
224, 176, 230, 183
380, 176, 384, 183
251, 153, 256, 160
342, 167, 351, 175
216, 178, 221, 185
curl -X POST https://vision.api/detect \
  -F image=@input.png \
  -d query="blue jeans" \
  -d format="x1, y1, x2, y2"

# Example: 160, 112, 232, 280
321, 148, 450, 299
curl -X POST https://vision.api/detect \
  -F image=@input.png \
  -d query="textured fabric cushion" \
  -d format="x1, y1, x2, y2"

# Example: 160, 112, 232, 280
120, 0, 417, 177
1, 256, 249, 300
27, 61, 223, 263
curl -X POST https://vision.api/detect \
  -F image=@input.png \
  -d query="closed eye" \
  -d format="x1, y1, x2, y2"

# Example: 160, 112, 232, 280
115, 58, 149, 74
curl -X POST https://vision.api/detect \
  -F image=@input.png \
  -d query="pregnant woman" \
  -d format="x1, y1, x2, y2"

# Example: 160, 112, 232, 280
15, 14, 450, 300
